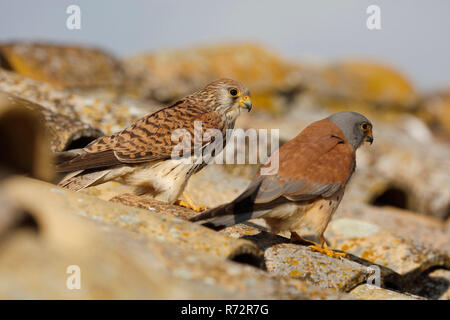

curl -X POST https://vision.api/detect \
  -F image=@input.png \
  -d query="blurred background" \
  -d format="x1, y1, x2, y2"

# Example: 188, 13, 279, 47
0, 0, 449, 299
1, 0, 449, 91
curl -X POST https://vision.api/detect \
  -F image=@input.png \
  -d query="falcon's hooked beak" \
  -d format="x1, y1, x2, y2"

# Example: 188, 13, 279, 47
365, 128, 374, 145
239, 95, 252, 112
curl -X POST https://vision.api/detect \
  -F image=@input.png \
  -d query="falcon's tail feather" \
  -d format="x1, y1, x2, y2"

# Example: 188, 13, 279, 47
58, 169, 109, 192
189, 202, 232, 223
189, 178, 271, 230
55, 149, 120, 172
54, 149, 85, 166
200, 209, 270, 230
189, 178, 263, 222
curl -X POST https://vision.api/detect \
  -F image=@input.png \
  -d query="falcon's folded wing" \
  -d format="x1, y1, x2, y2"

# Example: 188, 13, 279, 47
56, 100, 226, 172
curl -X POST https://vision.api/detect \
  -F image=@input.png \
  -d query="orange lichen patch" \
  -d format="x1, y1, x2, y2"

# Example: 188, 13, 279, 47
123, 42, 303, 112
360, 249, 385, 263
338, 238, 364, 252
289, 270, 304, 277
0, 42, 125, 90
251, 90, 283, 114
318, 60, 417, 109
285, 257, 299, 266
130, 43, 292, 87
420, 89, 450, 139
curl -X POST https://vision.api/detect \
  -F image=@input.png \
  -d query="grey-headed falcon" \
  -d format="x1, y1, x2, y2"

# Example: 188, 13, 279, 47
190, 111, 373, 257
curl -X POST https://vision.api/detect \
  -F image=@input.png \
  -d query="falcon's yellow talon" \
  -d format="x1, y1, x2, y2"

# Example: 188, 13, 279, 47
308, 244, 347, 259
177, 199, 190, 208
177, 193, 206, 212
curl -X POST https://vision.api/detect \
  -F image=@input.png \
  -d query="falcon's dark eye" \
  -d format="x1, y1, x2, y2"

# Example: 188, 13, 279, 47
228, 88, 239, 97
360, 122, 371, 131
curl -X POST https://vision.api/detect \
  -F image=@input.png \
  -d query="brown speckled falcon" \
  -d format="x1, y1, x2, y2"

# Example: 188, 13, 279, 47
56, 78, 252, 209
190, 111, 373, 257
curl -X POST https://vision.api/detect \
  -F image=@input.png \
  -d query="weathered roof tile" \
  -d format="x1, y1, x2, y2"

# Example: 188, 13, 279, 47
349, 284, 424, 300
0, 176, 345, 299
325, 218, 449, 284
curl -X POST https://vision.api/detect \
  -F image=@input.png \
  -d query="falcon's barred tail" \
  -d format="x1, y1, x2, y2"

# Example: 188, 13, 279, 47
189, 178, 269, 230
190, 203, 234, 230
54, 149, 85, 166
197, 207, 270, 230
58, 169, 109, 192
188, 203, 226, 223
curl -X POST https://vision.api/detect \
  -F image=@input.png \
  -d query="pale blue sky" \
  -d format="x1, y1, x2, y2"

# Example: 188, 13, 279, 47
0, 0, 449, 91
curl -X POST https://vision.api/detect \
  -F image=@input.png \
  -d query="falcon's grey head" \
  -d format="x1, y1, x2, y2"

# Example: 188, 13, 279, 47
327, 111, 374, 150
